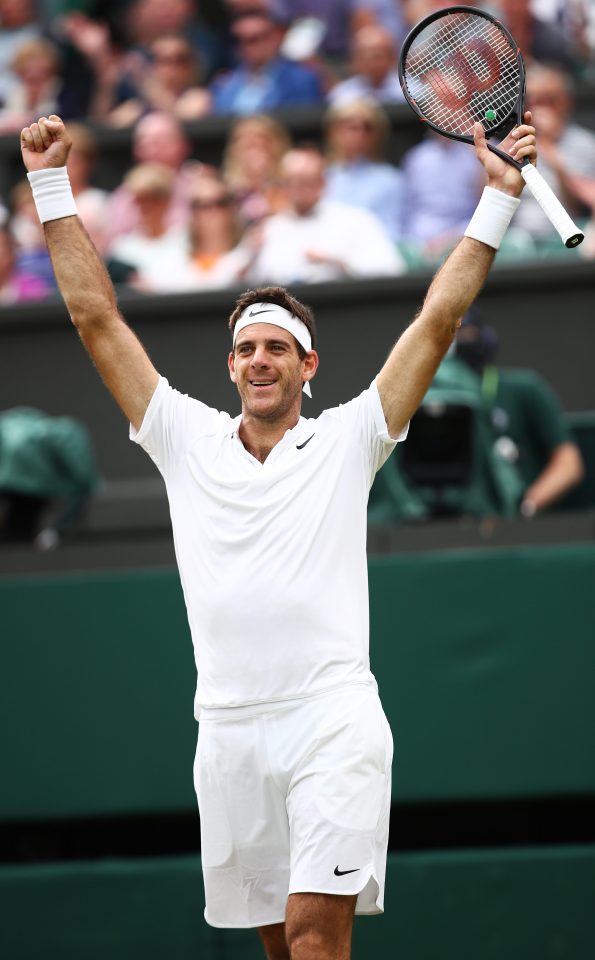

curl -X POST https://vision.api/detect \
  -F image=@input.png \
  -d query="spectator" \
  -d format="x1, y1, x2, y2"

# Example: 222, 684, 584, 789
172, 172, 253, 291
399, 133, 484, 263
351, 0, 409, 49
66, 123, 110, 254
497, 0, 585, 74
0, 38, 63, 134
0, 0, 41, 108
323, 98, 403, 241
57, 10, 134, 122
246, 146, 405, 283
124, 0, 229, 79
105, 33, 211, 127
0, 406, 99, 547
106, 163, 188, 292
530, 0, 592, 65
9, 179, 56, 290
60, 0, 226, 122
0, 225, 50, 305
210, 9, 324, 114
513, 64, 595, 245
327, 25, 404, 107
277, 0, 355, 62
222, 114, 291, 224
103, 111, 203, 247
455, 312, 584, 516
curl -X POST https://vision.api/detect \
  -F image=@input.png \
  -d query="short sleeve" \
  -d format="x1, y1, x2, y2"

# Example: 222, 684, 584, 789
521, 373, 572, 450
130, 376, 227, 478
329, 378, 408, 485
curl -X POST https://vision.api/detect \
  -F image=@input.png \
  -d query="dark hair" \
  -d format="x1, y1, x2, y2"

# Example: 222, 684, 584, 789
228, 286, 317, 356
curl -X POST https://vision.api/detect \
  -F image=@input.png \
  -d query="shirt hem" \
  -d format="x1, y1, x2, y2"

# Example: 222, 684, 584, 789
196, 677, 377, 719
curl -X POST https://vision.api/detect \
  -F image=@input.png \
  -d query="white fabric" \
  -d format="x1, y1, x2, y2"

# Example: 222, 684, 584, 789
246, 200, 405, 284
464, 185, 520, 250
107, 229, 189, 292
195, 683, 393, 927
28, 167, 78, 224
161, 244, 252, 292
131, 376, 407, 714
234, 303, 311, 353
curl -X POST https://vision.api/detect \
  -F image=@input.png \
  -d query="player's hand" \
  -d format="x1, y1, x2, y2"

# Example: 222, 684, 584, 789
20, 116, 71, 173
473, 111, 537, 197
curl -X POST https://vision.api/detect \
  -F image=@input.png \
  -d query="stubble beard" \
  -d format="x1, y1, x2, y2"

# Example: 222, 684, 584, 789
239, 375, 302, 424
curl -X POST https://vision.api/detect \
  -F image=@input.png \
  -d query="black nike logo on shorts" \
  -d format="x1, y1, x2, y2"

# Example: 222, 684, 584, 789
296, 434, 315, 450
334, 866, 360, 876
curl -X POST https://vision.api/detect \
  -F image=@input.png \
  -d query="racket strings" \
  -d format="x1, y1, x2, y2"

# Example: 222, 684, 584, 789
403, 12, 520, 137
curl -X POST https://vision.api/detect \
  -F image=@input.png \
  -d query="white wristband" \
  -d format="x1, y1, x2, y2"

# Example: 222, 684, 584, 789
464, 186, 520, 250
27, 167, 78, 223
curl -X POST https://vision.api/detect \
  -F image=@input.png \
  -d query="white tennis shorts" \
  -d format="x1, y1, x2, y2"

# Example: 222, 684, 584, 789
194, 682, 393, 928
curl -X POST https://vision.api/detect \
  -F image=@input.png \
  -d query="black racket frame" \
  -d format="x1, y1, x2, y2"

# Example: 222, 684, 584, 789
398, 5, 528, 171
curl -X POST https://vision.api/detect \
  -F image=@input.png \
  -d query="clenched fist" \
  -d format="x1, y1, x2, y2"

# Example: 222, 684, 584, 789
20, 116, 72, 173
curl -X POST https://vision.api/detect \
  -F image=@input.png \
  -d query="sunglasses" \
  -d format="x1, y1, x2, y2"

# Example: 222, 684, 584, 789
340, 120, 374, 132
234, 29, 274, 46
155, 53, 192, 65
190, 196, 233, 211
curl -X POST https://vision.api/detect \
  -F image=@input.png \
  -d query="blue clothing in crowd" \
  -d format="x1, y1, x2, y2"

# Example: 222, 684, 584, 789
210, 56, 324, 114
399, 137, 483, 246
325, 159, 404, 242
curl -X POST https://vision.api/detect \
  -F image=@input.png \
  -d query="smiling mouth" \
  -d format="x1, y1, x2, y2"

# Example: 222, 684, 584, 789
250, 380, 276, 387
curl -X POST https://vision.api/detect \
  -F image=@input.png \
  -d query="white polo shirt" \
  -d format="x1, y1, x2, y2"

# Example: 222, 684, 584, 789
132, 376, 406, 714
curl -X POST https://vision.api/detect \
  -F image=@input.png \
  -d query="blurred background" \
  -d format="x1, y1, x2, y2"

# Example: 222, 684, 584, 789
1, 0, 594, 957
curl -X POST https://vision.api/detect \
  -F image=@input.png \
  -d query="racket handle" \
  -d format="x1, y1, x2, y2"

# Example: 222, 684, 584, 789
520, 163, 584, 248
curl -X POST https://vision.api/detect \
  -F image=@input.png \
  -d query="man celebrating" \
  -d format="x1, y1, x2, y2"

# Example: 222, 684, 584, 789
20, 113, 536, 959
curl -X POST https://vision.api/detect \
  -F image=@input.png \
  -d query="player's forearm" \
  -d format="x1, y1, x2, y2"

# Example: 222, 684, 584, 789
419, 236, 496, 345
44, 215, 120, 329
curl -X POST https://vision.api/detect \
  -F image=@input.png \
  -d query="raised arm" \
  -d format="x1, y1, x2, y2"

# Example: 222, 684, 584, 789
20, 116, 159, 431
377, 117, 537, 438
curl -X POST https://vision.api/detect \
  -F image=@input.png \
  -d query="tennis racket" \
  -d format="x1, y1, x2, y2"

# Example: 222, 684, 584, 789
398, 5, 584, 248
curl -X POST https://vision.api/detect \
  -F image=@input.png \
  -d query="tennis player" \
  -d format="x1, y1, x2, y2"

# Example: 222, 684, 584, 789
20, 113, 536, 960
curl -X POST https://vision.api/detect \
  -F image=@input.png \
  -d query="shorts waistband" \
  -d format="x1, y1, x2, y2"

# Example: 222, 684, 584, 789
198, 679, 377, 722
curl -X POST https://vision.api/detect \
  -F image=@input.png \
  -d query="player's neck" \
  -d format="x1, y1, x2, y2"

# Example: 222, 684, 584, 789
239, 408, 301, 463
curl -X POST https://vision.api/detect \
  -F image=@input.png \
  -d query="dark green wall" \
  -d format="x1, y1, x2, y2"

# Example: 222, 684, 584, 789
1, 544, 594, 820
2, 849, 594, 960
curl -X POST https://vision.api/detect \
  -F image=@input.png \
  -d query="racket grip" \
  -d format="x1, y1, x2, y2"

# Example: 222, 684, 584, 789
521, 163, 584, 248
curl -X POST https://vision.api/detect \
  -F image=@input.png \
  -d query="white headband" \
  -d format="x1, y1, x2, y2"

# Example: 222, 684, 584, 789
233, 303, 313, 397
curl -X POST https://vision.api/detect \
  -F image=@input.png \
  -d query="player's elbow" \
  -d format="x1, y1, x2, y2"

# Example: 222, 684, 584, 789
69, 297, 119, 333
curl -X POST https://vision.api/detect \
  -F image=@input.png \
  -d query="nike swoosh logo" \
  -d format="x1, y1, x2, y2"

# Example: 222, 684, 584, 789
248, 307, 275, 317
334, 866, 360, 877
296, 434, 315, 450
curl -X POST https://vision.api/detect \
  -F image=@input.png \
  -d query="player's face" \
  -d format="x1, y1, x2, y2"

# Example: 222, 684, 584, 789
228, 323, 310, 421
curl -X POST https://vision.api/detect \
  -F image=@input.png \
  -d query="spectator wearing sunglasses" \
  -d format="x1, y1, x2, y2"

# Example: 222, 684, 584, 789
105, 33, 211, 127
327, 25, 404, 108
222, 114, 292, 225
323, 98, 403, 242
174, 173, 253, 290
210, 9, 323, 115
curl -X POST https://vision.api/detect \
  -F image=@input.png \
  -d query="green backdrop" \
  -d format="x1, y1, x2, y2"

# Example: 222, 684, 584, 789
1, 849, 594, 960
1, 543, 594, 819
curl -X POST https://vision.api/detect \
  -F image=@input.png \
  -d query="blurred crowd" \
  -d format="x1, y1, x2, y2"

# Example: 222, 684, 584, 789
1, 0, 593, 540
0, 0, 595, 305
